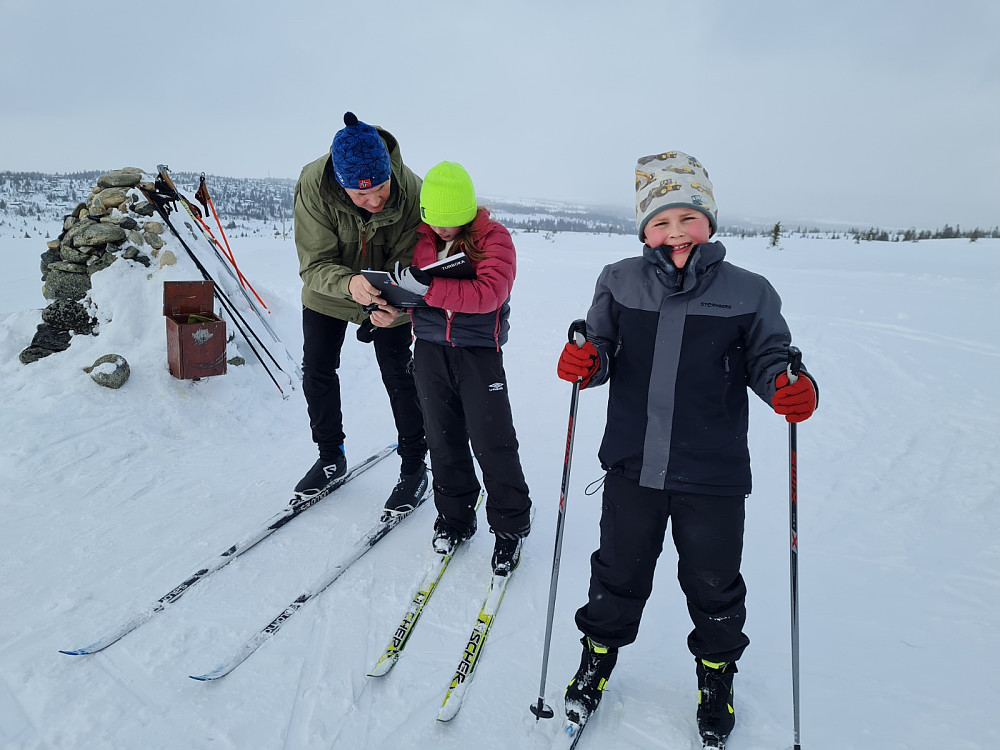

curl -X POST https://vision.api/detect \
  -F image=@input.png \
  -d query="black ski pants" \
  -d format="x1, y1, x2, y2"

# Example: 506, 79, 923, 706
301, 307, 426, 468
575, 472, 750, 663
412, 339, 531, 538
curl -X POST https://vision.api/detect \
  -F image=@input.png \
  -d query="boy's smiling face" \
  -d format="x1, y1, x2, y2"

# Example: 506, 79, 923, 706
642, 206, 712, 268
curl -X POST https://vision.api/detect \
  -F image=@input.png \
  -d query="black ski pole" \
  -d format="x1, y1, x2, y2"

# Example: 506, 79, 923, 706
530, 319, 589, 721
786, 345, 803, 750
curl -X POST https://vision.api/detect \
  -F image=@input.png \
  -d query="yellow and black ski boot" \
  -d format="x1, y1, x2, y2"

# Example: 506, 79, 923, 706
564, 636, 618, 725
696, 658, 737, 748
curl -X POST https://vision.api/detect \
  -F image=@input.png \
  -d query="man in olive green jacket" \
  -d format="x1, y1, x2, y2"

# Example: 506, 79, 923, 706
293, 112, 427, 514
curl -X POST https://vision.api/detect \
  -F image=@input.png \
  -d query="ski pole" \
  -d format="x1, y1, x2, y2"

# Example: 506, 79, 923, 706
786, 345, 803, 750
530, 319, 588, 721
140, 184, 290, 397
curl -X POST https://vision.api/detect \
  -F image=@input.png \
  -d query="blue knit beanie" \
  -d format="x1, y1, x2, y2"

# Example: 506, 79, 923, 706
331, 112, 392, 190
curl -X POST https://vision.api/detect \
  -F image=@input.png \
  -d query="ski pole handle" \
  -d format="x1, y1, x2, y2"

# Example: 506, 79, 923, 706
786, 345, 802, 384
569, 318, 587, 348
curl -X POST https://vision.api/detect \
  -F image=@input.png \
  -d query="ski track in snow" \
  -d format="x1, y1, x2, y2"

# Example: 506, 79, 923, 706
2, 232, 1000, 749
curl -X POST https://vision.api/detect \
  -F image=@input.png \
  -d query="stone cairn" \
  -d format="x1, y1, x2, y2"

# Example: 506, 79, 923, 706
18, 168, 175, 372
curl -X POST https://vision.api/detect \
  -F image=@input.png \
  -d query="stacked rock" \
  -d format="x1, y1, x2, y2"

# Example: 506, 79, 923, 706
19, 168, 167, 365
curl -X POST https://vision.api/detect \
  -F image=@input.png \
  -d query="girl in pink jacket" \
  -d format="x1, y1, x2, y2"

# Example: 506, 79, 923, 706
388, 161, 531, 575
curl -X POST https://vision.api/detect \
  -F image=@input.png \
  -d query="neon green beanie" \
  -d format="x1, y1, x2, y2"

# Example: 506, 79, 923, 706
420, 161, 477, 228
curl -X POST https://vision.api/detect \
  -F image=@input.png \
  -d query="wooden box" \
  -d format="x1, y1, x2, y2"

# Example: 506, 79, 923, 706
163, 280, 227, 380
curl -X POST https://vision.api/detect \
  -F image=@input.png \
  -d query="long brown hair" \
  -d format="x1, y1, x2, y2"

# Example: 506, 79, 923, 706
435, 207, 489, 263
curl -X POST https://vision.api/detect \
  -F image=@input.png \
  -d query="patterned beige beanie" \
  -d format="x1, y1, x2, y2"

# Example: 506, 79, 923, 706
634, 151, 717, 240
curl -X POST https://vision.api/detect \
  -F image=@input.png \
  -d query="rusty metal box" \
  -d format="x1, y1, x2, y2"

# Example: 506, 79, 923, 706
163, 280, 227, 380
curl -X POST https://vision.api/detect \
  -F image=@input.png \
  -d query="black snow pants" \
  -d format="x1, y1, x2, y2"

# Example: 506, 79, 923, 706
301, 307, 426, 469
575, 472, 750, 663
412, 338, 531, 538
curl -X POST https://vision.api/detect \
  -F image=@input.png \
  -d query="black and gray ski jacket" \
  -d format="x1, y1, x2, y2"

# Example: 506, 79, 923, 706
584, 241, 815, 495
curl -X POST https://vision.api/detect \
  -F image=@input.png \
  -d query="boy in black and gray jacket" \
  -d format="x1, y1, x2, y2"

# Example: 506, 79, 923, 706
555, 151, 818, 748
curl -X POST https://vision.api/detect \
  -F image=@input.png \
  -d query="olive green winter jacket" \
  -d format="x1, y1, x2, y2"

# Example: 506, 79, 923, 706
294, 126, 421, 325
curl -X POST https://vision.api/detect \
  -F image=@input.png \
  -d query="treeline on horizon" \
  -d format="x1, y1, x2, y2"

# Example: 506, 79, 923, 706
723, 223, 1000, 242
1, 170, 997, 241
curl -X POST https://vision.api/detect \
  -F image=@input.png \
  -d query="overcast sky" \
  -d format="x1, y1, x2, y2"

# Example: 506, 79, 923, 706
2, 0, 997, 229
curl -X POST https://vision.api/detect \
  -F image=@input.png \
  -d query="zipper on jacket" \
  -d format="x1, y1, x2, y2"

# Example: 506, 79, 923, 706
723, 353, 730, 373
492, 309, 502, 351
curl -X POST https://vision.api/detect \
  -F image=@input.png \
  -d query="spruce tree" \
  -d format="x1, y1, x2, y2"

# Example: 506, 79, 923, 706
769, 222, 782, 248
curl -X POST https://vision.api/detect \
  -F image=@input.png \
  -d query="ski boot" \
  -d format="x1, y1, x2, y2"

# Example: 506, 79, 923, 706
564, 635, 618, 726
491, 532, 524, 576
431, 515, 476, 555
293, 446, 347, 499
383, 462, 428, 520
696, 658, 737, 748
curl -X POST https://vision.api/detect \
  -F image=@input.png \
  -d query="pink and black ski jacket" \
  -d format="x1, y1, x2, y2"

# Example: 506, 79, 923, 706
410, 208, 515, 349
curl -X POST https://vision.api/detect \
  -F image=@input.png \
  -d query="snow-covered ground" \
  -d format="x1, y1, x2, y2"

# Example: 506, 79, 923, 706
1, 228, 998, 750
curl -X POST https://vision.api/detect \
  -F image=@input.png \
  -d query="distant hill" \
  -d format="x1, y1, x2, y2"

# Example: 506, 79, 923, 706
484, 197, 633, 235
0, 170, 635, 240
3, 170, 994, 242
0, 170, 296, 239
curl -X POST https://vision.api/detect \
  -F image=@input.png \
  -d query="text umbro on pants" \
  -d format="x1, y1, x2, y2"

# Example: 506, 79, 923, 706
301, 307, 426, 465
412, 338, 531, 538
575, 472, 750, 663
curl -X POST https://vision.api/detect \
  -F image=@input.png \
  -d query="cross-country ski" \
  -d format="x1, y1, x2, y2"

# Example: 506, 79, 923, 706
190, 484, 431, 681
368, 492, 485, 677
59, 445, 396, 656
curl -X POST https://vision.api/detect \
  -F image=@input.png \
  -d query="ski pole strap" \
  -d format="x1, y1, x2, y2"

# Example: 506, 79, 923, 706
155, 165, 181, 201
786, 345, 802, 384
568, 318, 587, 347
194, 173, 210, 217
143, 186, 176, 216
155, 166, 204, 219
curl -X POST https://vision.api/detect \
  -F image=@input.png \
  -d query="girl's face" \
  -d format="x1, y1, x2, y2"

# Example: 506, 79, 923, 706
430, 225, 461, 242
642, 206, 712, 268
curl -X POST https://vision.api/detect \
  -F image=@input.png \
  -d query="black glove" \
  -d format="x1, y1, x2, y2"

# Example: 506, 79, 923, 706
356, 319, 376, 343
388, 262, 432, 296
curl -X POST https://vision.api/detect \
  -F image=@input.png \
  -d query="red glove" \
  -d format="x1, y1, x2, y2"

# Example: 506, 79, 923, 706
557, 341, 599, 387
771, 371, 816, 423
